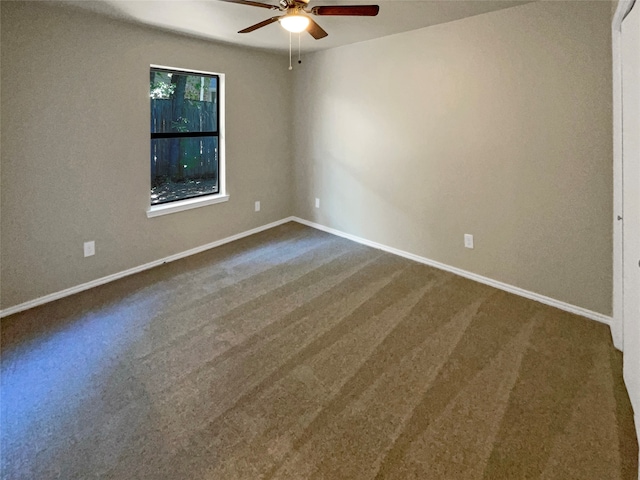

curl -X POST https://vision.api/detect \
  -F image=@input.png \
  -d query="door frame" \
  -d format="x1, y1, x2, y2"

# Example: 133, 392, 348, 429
612, 0, 635, 351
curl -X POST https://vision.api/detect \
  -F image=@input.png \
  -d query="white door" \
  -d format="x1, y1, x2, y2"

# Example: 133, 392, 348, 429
622, 0, 640, 421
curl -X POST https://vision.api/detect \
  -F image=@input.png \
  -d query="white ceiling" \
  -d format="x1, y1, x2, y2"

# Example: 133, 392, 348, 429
53, 0, 532, 53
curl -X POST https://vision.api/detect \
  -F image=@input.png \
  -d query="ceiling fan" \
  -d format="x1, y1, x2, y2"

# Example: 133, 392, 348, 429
220, 0, 380, 39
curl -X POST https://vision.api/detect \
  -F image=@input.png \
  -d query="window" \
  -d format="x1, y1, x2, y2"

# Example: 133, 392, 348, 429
148, 66, 227, 217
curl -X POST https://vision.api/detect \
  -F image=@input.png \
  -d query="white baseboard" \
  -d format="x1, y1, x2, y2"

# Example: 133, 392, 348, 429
0, 217, 296, 319
611, 320, 624, 351
1, 215, 613, 327
292, 217, 612, 326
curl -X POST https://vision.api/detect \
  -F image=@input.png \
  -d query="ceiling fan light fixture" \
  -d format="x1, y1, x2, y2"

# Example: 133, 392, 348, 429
280, 14, 310, 33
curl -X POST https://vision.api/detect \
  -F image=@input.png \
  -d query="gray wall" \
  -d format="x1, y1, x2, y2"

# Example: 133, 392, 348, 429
292, 1, 613, 315
0, 1, 293, 309
1, 1, 614, 317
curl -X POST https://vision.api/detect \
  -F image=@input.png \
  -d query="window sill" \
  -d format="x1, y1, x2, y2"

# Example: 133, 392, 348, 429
146, 193, 229, 218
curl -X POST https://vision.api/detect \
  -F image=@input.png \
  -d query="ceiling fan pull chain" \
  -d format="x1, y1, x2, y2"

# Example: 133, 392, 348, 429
298, 32, 302, 64
289, 31, 293, 70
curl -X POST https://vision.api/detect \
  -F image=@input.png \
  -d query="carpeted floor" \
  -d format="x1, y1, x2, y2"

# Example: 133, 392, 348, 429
1, 222, 637, 479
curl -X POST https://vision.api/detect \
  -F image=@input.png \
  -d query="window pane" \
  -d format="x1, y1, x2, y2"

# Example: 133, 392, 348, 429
150, 71, 217, 134
150, 136, 219, 205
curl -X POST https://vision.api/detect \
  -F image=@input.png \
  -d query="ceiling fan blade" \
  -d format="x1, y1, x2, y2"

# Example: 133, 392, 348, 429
238, 16, 281, 33
311, 5, 379, 16
307, 17, 328, 39
218, 0, 279, 10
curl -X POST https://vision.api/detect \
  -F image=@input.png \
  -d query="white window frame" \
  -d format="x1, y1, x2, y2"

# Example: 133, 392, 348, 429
147, 65, 228, 218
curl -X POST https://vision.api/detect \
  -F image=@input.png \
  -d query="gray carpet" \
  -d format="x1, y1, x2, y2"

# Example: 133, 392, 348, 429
1, 222, 637, 479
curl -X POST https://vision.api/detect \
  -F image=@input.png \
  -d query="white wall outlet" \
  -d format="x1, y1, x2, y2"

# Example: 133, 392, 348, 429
255, 201, 260, 212
464, 234, 474, 249
315, 198, 320, 209
84, 241, 95, 257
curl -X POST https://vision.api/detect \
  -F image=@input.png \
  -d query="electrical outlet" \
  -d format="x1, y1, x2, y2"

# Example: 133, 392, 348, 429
84, 241, 95, 257
255, 201, 260, 212
464, 234, 474, 249
315, 198, 320, 209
